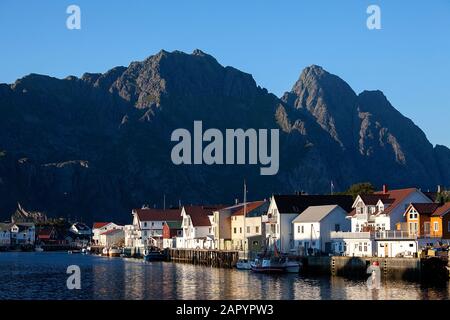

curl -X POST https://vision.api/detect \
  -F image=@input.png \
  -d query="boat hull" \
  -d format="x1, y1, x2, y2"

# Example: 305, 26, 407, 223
251, 266, 286, 273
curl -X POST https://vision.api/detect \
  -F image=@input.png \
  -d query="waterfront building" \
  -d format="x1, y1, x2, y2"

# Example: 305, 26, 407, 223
212, 203, 244, 250
92, 222, 122, 245
98, 229, 125, 247
179, 205, 222, 249
10, 222, 35, 245
36, 226, 63, 245
230, 200, 268, 253
349, 185, 432, 233
292, 205, 350, 255
162, 221, 183, 248
0, 223, 11, 247
130, 208, 182, 249
403, 202, 450, 246
11, 203, 47, 224
69, 222, 92, 236
263, 194, 353, 253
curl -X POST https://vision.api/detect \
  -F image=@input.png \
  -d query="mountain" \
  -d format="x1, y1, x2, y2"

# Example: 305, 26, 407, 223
0, 50, 448, 223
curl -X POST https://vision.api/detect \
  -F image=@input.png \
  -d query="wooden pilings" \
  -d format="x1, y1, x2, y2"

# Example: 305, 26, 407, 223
167, 249, 239, 268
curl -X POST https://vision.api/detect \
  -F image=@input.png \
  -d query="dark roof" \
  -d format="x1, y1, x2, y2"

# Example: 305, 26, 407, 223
183, 205, 224, 227
410, 203, 441, 215
134, 208, 182, 222
73, 222, 90, 231
273, 195, 353, 214
423, 192, 438, 202
432, 202, 450, 217
360, 194, 390, 205
165, 221, 182, 229
231, 201, 268, 217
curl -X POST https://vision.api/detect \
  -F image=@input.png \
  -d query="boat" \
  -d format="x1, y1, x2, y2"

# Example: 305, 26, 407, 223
68, 249, 81, 254
236, 259, 252, 270
109, 248, 121, 257
283, 258, 301, 273
143, 248, 166, 262
35, 245, 44, 252
251, 257, 286, 273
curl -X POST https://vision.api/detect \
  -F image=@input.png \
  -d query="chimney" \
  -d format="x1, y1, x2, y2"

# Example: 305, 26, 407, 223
382, 184, 388, 194
235, 198, 239, 205
437, 185, 442, 193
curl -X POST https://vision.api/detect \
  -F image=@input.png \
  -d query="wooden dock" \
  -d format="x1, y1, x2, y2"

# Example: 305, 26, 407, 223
167, 249, 239, 268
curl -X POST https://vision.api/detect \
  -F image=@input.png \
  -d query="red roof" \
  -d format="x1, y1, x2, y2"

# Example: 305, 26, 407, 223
135, 208, 182, 222
93, 222, 110, 229
350, 188, 419, 216
100, 229, 123, 236
373, 188, 418, 215
231, 201, 266, 216
38, 228, 54, 239
183, 205, 224, 227
432, 202, 450, 217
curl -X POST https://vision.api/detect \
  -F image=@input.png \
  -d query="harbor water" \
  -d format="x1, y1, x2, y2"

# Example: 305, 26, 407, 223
0, 252, 448, 300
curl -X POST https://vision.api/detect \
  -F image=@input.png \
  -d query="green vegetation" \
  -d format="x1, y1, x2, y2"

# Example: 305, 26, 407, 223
436, 190, 450, 203
338, 182, 375, 200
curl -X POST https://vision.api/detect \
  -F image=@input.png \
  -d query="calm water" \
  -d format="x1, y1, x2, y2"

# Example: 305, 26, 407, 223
0, 252, 448, 300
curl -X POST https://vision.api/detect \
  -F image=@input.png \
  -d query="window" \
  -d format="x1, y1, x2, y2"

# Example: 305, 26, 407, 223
364, 243, 368, 252
209, 228, 212, 234
144, 222, 147, 227
434, 222, 439, 232
334, 224, 340, 232
301, 225, 304, 233
355, 224, 359, 232
255, 226, 260, 234
424, 222, 430, 234
151, 222, 154, 227
358, 243, 362, 251
381, 223, 386, 231
233, 227, 237, 234
239, 227, 242, 234
297, 225, 301, 233
247, 226, 250, 234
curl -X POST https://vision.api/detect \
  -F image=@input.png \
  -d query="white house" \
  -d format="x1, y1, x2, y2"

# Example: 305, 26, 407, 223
99, 228, 125, 247
292, 205, 350, 255
179, 205, 222, 249
129, 208, 182, 249
0, 223, 11, 246
263, 194, 353, 253
10, 223, 35, 245
70, 222, 92, 236
349, 185, 432, 233
92, 222, 122, 245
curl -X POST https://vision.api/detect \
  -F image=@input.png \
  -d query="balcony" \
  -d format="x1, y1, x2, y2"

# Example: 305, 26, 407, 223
330, 231, 373, 239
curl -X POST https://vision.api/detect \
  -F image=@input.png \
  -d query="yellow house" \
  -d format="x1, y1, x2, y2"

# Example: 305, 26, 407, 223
230, 200, 268, 254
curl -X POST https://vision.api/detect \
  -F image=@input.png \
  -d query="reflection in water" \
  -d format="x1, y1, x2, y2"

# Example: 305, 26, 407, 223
0, 252, 448, 300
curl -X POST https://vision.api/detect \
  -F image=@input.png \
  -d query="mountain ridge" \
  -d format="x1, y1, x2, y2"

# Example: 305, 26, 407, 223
0, 49, 448, 223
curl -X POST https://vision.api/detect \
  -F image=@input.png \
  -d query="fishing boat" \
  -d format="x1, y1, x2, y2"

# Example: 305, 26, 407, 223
251, 257, 286, 273
236, 259, 252, 270
143, 248, 165, 262
109, 247, 121, 257
34, 245, 44, 252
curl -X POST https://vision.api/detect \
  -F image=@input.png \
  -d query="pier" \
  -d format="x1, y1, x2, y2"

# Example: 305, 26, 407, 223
167, 248, 239, 268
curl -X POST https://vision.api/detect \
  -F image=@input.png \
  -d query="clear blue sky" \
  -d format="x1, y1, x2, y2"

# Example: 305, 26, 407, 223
1, 0, 449, 147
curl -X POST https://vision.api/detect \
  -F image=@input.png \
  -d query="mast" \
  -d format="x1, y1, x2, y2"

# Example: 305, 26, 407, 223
243, 180, 247, 259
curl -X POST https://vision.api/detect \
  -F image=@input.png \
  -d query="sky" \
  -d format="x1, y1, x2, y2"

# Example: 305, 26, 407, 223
1, 0, 449, 147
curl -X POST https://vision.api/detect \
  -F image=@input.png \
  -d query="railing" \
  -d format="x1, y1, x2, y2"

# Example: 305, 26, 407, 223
330, 231, 373, 239
374, 231, 416, 239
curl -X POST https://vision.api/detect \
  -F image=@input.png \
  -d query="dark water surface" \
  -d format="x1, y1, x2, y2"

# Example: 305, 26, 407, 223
0, 252, 448, 300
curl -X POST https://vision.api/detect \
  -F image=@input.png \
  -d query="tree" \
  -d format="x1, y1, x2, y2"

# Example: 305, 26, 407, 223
340, 182, 375, 200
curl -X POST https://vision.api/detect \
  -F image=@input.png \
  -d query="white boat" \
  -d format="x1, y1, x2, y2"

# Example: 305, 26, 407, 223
35, 246, 44, 252
236, 259, 252, 270
109, 248, 121, 257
